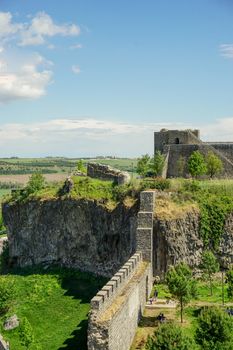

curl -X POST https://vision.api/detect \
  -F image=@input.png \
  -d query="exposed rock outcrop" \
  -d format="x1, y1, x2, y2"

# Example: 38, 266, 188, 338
2, 199, 138, 277
153, 208, 233, 275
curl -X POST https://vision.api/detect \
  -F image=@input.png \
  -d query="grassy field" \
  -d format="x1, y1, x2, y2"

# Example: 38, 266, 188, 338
0, 157, 137, 178
0, 267, 106, 350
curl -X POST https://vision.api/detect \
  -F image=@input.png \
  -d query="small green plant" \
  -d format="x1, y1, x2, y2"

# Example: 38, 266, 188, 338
145, 323, 197, 350
136, 154, 151, 178
77, 160, 86, 173
26, 173, 45, 194
19, 317, 35, 349
149, 151, 165, 177
195, 307, 233, 350
200, 250, 219, 296
0, 276, 16, 314
165, 262, 197, 323
188, 151, 207, 178
142, 178, 170, 191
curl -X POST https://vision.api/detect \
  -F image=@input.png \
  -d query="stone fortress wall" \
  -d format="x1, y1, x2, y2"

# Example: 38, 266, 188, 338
88, 191, 155, 350
154, 129, 233, 178
87, 163, 131, 185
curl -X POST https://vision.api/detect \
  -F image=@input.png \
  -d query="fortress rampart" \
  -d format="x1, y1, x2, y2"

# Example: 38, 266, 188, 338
87, 191, 155, 350
154, 129, 233, 178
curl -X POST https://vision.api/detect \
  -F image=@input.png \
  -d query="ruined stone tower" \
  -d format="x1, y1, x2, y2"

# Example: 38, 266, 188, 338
154, 129, 233, 178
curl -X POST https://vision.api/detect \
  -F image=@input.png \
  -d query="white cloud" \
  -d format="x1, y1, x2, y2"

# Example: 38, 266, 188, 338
19, 12, 80, 46
0, 11, 80, 47
219, 44, 233, 59
72, 65, 81, 74
0, 118, 232, 157
0, 54, 53, 103
0, 12, 22, 39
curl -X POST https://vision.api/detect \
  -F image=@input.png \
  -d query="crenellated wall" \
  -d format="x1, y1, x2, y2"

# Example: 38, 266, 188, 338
87, 191, 155, 350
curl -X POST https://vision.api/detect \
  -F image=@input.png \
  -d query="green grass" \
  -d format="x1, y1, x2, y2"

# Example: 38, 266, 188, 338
0, 189, 11, 198
0, 267, 106, 350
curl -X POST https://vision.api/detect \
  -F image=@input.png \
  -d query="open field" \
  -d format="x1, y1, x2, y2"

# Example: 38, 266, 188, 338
0, 157, 137, 176
0, 173, 68, 186
0, 267, 106, 350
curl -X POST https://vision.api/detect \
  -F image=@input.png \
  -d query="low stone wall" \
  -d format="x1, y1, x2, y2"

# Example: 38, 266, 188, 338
87, 163, 130, 185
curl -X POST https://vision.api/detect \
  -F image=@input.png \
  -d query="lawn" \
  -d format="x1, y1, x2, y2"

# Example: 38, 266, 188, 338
0, 267, 106, 350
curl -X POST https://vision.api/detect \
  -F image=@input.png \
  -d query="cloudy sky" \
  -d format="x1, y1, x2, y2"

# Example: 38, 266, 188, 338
0, 0, 233, 157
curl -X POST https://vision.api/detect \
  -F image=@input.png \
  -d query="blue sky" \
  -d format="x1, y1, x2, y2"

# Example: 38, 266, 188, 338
0, 0, 233, 157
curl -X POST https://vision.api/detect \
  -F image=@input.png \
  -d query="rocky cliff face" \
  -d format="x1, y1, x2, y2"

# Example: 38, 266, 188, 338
2, 199, 138, 276
153, 209, 233, 275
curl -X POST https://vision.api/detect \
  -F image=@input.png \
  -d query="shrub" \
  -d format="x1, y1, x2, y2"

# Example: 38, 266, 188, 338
0, 276, 16, 314
145, 323, 197, 350
142, 178, 170, 191
195, 307, 233, 350
188, 151, 207, 178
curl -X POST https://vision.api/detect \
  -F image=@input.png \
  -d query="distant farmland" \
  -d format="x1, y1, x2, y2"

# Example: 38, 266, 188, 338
0, 173, 68, 186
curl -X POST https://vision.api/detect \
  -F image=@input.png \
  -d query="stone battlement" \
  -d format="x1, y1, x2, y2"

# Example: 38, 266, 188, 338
90, 251, 143, 314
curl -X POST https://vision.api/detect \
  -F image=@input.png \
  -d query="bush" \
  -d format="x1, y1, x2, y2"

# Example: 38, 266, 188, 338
226, 269, 233, 299
142, 178, 170, 191
182, 180, 201, 192
0, 276, 16, 314
145, 323, 197, 350
195, 307, 233, 350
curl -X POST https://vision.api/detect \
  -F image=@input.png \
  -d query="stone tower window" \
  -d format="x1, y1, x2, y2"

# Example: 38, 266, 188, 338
175, 137, 180, 144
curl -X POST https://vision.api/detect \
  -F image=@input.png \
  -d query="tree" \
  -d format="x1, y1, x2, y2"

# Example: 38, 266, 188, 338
195, 307, 233, 350
136, 154, 150, 178
226, 268, 233, 299
77, 159, 86, 173
0, 276, 16, 314
201, 250, 219, 296
19, 317, 35, 350
206, 151, 223, 178
149, 151, 165, 177
165, 262, 197, 323
26, 173, 45, 195
145, 323, 197, 350
188, 151, 207, 178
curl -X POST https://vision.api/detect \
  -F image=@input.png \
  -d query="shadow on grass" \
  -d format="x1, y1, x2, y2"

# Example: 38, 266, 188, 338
58, 320, 88, 350
4, 265, 107, 350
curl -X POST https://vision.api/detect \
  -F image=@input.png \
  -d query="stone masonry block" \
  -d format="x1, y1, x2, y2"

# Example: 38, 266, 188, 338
106, 280, 117, 292
102, 285, 113, 298
97, 290, 108, 302
140, 191, 155, 212
115, 272, 125, 283
91, 295, 104, 310
137, 212, 153, 228
111, 275, 121, 287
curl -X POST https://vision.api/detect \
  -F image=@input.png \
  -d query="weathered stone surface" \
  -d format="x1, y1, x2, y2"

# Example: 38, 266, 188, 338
3, 314, 19, 330
2, 199, 138, 276
219, 213, 233, 266
153, 209, 233, 275
87, 163, 130, 185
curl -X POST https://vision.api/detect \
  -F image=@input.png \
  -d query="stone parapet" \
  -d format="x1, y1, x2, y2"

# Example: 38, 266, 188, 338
90, 251, 143, 315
